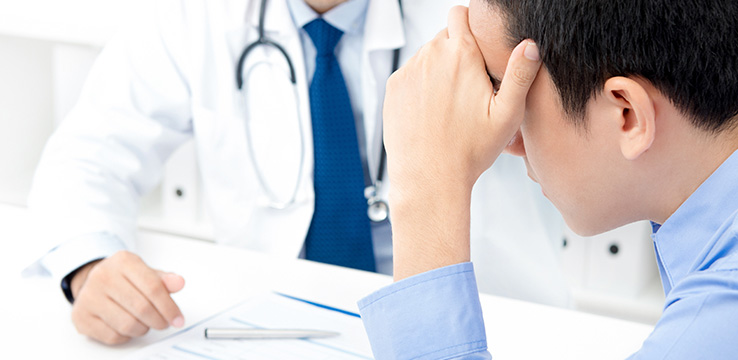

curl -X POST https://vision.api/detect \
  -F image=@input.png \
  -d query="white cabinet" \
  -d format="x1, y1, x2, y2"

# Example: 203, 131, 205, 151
563, 221, 664, 324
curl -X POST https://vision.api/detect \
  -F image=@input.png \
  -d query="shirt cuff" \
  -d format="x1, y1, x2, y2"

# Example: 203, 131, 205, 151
22, 232, 126, 287
358, 262, 489, 360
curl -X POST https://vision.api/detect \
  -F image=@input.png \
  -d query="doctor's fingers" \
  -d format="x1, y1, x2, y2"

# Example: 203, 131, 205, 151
71, 267, 162, 337
121, 257, 185, 329
93, 298, 151, 338
102, 272, 172, 330
71, 309, 133, 345
85, 251, 184, 329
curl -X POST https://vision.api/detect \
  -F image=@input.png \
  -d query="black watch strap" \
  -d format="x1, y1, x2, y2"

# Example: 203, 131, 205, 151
60, 258, 104, 304
60, 267, 82, 304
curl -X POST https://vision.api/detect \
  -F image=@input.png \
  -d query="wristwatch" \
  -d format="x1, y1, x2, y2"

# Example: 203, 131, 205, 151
60, 268, 81, 304
59, 258, 103, 304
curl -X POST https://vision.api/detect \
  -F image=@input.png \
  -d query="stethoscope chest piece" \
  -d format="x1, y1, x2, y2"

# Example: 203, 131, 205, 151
367, 198, 389, 222
365, 184, 388, 222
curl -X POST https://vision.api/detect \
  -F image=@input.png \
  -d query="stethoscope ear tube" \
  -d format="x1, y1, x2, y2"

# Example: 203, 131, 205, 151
236, 40, 297, 89
236, 0, 402, 222
237, 0, 297, 89
240, 63, 306, 209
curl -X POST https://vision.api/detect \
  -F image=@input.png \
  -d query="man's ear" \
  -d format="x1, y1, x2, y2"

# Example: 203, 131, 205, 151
602, 77, 656, 160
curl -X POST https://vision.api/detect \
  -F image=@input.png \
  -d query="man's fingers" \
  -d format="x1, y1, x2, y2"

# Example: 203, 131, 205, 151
447, 6, 472, 40
127, 265, 185, 328
430, 27, 449, 43
493, 40, 542, 133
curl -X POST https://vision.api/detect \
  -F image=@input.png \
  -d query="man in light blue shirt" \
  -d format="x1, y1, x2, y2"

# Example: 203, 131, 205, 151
360, 0, 738, 358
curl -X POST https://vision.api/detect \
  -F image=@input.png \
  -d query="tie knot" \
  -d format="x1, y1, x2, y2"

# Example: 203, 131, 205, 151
304, 18, 344, 56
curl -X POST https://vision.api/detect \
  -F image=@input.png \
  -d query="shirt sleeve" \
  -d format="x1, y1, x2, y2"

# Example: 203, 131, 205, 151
358, 262, 492, 360
24, 0, 193, 284
22, 232, 126, 287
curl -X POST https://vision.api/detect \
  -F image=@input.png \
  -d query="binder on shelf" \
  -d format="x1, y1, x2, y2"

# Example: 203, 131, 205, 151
564, 221, 658, 298
583, 221, 657, 297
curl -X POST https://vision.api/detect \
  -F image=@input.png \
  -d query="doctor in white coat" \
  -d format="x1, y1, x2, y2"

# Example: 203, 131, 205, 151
26, 0, 569, 345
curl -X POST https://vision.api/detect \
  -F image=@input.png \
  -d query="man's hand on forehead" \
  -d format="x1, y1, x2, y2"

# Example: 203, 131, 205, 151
382, 5, 543, 280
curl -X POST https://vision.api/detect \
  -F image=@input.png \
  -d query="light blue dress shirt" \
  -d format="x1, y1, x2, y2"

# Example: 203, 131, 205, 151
359, 149, 738, 359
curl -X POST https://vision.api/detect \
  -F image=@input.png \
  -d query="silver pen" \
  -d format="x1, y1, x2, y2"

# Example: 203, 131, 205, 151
204, 328, 340, 339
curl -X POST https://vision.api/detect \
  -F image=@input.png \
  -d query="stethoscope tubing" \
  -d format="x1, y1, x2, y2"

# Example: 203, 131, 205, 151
237, 0, 297, 88
235, 0, 402, 220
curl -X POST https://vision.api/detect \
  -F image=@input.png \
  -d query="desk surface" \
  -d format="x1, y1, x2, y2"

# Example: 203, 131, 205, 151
0, 204, 654, 359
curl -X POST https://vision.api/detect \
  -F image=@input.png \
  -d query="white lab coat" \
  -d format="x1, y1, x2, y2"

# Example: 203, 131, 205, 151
26, 0, 571, 306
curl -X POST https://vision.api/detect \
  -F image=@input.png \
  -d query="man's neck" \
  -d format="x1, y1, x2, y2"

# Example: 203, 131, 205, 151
646, 118, 738, 225
304, 0, 348, 14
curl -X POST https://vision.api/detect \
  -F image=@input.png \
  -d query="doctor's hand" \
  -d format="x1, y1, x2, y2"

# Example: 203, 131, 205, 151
68, 251, 185, 345
383, 6, 541, 281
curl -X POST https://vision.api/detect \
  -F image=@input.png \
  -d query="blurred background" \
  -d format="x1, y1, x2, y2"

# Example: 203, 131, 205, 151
0, 0, 664, 326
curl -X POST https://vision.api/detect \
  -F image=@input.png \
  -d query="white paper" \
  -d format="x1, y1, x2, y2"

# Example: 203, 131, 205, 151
126, 293, 373, 360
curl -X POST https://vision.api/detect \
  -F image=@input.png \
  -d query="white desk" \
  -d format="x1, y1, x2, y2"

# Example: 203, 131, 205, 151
0, 204, 654, 359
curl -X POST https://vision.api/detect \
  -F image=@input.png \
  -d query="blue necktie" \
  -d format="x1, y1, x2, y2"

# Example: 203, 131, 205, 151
303, 19, 376, 272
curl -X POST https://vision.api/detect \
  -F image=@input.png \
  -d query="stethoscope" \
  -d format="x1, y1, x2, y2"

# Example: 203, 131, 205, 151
236, 0, 402, 223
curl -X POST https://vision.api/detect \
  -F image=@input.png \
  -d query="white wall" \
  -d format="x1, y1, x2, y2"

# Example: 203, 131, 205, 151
0, 35, 54, 206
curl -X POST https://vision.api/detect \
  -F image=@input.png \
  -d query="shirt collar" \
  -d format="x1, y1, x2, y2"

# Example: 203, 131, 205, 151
652, 149, 738, 293
286, 0, 369, 35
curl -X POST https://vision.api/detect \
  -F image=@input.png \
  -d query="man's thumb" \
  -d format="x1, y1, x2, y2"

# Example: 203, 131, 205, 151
491, 40, 542, 135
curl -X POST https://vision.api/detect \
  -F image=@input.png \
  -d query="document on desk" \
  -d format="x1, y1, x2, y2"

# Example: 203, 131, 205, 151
126, 293, 373, 360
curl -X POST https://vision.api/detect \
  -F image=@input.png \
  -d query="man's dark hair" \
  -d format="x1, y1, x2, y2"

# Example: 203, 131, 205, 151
487, 0, 738, 132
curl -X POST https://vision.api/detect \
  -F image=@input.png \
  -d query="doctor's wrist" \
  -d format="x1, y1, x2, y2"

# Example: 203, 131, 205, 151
63, 259, 103, 303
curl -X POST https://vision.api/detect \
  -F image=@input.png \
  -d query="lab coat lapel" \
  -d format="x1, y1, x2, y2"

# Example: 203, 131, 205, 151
361, 0, 405, 183
246, 0, 295, 35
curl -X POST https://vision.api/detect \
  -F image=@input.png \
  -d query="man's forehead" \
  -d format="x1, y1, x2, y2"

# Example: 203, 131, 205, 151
469, 0, 508, 45
468, 0, 510, 80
